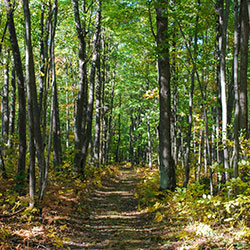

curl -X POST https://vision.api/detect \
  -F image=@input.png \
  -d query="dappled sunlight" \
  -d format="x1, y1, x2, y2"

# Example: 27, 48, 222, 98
61, 166, 164, 249
94, 189, 133, 196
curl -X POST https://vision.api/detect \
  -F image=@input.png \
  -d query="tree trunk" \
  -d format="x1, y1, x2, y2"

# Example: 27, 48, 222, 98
8, 64, 16, 148
65, 61, 70, 148
172, 34, 178, 167
2, 52, 10, 144
115, 96, 121, 163
198, 128, 203, 181
233, 0, 240, 180
81, 0, 102, 171
23, 0, 46, 200
72, 0, 88, 175
156, 2, 176, 191
183, 68, 194, 188
218, 0, 231, 189
5, 0, 27, 180
147, 118, 153, 170
129, 115, 135, 164
0, 51, 10, 179
50, 0, 62, 170
239, 0, 249, 137
93, 40, 102, 167
0, 146, 7, 179
39, 3, 45, 123
105, 78, 115, 164
183, 1, 199, 188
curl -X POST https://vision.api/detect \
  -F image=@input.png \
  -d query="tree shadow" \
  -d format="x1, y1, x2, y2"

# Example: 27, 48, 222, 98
63, 166, 166, 249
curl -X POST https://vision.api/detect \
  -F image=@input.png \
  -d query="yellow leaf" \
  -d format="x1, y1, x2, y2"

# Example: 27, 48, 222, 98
154, 211, 164, 222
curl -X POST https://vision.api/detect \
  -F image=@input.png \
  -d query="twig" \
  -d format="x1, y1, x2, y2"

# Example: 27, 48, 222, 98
0, 207, 25, 218
148, 0, 156, 40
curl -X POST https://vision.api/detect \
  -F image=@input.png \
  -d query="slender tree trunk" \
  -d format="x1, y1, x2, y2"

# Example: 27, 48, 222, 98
39, 4, 45, 123
129, 115, 135, 164
239, 0, 249, 137
44, 83, 54, 202
147, 118, 153, 170
23, 0, 46, 201
183, 68, 194, 187
93, 39, 102, 166
65, 61, 70, 148
0, 20, 8, 55
218, 0, 231, 190
183, 1, 199, 188
198, 128, 203, 181
233, 0, 240, 180
8, 64, 16, 148
81, 0, 102, 171
5, 0, 27, 180
72, 0, 88, 175
115, 96, 121, 163
227, 70, 234, 125
50, 0, 62, 170
0, 146, 7, 179
102, 108, 108, 164
172, 35, 178, 167
156, 2, 176, 191
203, 108, 213, 195
105, 78, 115, 164
0, 51, 10, 179
2, 52, 10, 144
100, 40, 106, 164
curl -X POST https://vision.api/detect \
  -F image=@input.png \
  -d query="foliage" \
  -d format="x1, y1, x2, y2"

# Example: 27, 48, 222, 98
135, 165, 250, 249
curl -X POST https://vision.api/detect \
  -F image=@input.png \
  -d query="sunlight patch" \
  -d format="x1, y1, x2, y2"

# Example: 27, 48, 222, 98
15, 226, 45, 239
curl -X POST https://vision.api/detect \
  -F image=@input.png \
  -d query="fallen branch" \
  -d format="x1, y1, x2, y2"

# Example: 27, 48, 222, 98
0, 207, 26, 218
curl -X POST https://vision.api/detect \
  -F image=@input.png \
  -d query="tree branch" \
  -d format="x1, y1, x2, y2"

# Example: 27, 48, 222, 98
148, 0, 156, 40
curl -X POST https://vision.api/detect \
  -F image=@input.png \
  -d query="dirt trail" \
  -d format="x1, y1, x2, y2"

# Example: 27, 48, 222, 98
64, 165, 166, 249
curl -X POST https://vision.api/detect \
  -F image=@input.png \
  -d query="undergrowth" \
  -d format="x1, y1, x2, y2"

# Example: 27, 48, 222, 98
0, 162, 120, 249
135, 166, 250, 250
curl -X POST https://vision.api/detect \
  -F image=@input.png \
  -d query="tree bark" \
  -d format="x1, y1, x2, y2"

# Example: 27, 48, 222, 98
183, 0, 199, 188
105, 78, 115, 164
217, 0, 231, 188
5, 0, 27, 179
156, 1, 176, 191
50, 0, 62, 170
8, 64, 16, 148
2, 52, 10, 144
232, 0, 240, 180
72, 0, 88, 175
81, 0, 102, 171
231, 0, 240, 196
93, 38, 102, 167
239, 0, 249, 137
147, 118, 153, 170
115, 96, 121, 163
23, 0, 46, 201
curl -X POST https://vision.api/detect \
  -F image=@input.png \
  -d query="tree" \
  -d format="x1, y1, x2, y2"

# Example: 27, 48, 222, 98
232, 0, 240, 180
23, 0, 46, 202
156, 0, 176, 191
217, 0, 231, 187
239, 0, 249, 137
5, 0, 27, 182
81, 0, 102, 170
72, 0, 88, 176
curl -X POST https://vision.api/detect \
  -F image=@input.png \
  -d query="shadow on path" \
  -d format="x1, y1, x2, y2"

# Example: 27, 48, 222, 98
64, 166, 166, 249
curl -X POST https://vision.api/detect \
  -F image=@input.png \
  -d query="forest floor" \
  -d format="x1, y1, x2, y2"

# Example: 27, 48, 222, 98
62, 165, 168, 249
1, 165, 169, 249
1, 164, 250, 249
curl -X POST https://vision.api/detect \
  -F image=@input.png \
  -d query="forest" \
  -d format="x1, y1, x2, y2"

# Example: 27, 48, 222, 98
0, 0, 250, 249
